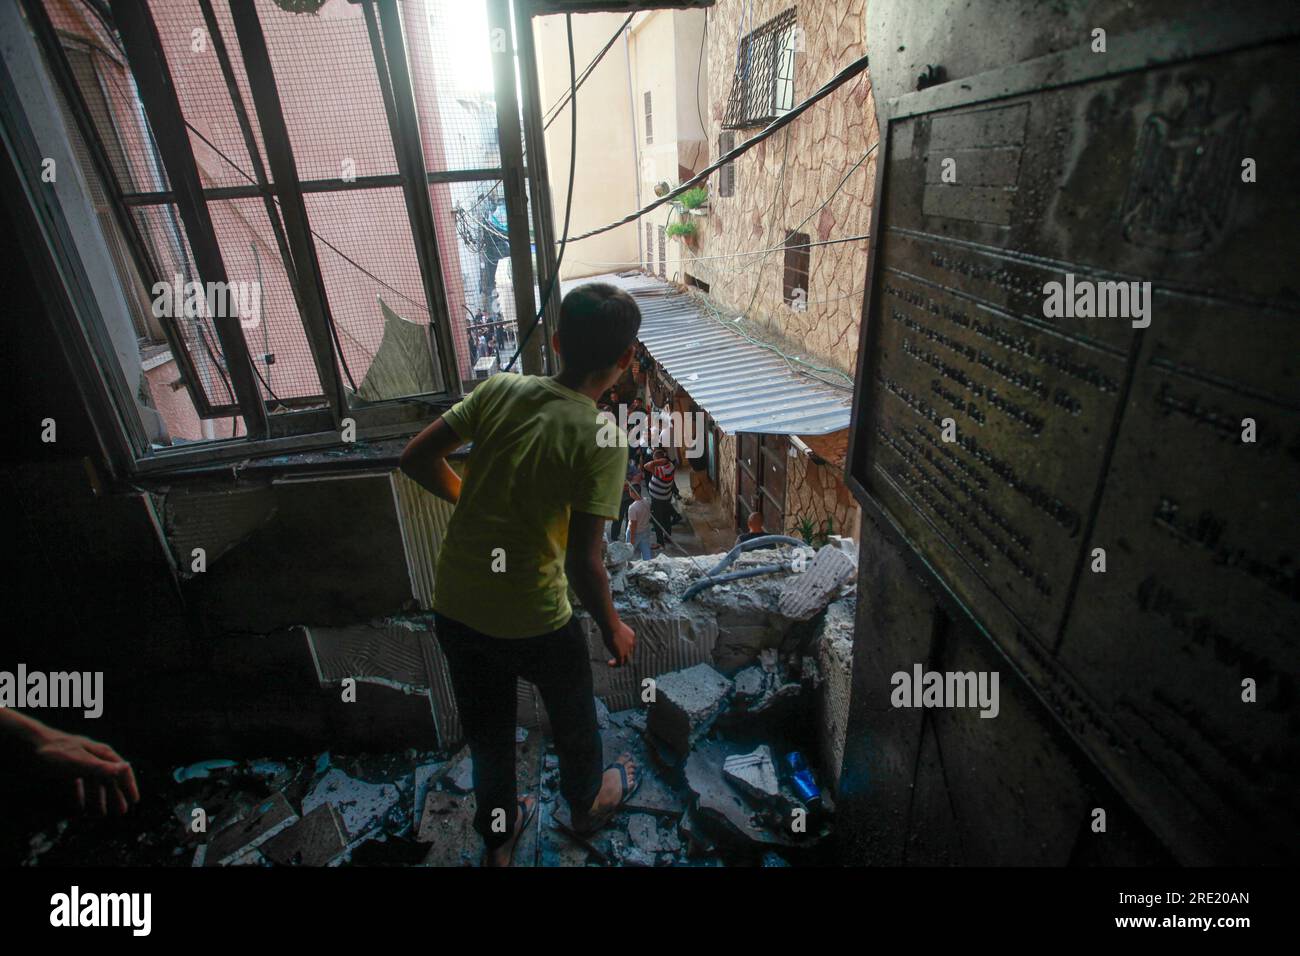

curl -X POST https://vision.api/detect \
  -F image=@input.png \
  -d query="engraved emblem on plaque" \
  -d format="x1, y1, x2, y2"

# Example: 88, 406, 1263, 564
1121, 77, 1245, 254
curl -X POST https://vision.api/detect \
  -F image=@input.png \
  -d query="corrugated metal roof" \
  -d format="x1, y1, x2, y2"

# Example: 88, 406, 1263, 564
562, 272, 853, 435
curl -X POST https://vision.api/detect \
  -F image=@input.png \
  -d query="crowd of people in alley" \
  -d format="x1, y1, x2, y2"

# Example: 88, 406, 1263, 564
466, 312, 517, 367
599, 383, 685, 559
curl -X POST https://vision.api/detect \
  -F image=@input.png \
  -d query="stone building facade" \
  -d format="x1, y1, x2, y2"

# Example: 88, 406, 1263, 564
685, 0, 875, 542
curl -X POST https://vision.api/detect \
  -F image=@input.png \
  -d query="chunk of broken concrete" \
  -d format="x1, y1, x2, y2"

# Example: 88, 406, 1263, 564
646, 663, 733, 758
777, 544, 856, 621
684, 740, 803, 848
606, 541, 635, 569
627, 564, 671, 595
723, 745, 780, 805
732, 665, 770, 704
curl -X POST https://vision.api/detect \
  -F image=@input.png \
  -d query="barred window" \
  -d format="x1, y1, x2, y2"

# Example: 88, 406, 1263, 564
644, 90, 654, 144
645, 221, 654, 271
723, 8, 797, 130
718, 131, 736, 197
657, 225, 667, 278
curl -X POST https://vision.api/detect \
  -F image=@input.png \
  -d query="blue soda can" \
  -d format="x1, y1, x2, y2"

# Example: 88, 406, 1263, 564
784, 751, 822, 807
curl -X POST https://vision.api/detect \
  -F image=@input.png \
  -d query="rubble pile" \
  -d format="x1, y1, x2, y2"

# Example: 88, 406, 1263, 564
22, 541, 856, 868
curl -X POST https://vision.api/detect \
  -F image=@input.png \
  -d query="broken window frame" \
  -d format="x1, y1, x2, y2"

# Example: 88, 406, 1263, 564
11, 0, 544, 477
722, 7, 797, 131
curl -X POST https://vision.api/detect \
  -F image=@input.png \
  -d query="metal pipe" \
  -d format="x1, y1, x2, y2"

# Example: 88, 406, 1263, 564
682, 564, 793, 601
682, 534, 811, 600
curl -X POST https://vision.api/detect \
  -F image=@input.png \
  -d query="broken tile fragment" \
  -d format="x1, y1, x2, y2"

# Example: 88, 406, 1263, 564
262, 803, 348, 867
723, 745, 780, 805
417, 789, 479, 867
445, 755, 474, 793
777, 545, 856, 621
412, 761, 447, 823
646, 663, 733, 758
206, 792, 298, 866
301, 768, 401, 838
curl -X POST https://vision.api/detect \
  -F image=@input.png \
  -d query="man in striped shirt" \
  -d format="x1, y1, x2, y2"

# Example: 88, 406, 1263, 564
643, 447, 677, 546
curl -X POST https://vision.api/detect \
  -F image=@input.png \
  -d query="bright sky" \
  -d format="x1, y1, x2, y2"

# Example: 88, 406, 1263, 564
425, 0, 495, 95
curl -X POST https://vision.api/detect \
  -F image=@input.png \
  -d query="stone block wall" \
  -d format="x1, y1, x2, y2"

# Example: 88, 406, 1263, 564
686, 0, 877, 379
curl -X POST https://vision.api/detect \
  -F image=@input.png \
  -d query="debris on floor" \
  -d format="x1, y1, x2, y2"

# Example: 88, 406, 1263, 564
19, 545, 854, 868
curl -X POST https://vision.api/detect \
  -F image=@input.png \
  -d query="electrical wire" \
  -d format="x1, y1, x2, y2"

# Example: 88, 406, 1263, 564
504, 13, 578, 373
542, 13, 634, 131
696, 295, 854, 391
568, 231, 870, 269
743, 126, 791, 316
565, 50, 869, 244
695, 134, 877, 280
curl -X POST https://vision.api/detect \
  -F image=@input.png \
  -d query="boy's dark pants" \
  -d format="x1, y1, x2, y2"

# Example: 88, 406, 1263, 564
651, 497, 674, 544
609, 492, 633, 541
434, 613, 603, 850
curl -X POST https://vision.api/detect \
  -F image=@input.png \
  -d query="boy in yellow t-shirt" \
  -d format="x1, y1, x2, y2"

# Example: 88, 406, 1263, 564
399, 283, 642, 866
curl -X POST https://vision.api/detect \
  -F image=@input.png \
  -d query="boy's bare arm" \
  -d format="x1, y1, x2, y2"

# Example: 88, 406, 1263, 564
399, 417, 465, 503
565, 511, 636, 666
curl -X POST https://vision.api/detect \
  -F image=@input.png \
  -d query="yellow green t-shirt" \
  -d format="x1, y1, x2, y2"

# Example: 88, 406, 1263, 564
432, 373, 627, 638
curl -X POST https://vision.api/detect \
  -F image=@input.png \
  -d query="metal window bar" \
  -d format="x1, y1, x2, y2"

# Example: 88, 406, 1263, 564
23, 0, 229, 418
657, 224, 666, 278
109, 0, 269, 437
227, 0, 351, 423
32, 0, 536, 466
722, 7, 797, 130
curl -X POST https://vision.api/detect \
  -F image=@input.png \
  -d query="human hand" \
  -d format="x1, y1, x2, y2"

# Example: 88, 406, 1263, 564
32, 730, 141, 816
603, 620, 636, 667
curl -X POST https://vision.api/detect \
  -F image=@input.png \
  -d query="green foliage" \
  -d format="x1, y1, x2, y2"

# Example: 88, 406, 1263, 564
794, 514, 835, 548
666, 220, 698, 239
678, 186, 710, 210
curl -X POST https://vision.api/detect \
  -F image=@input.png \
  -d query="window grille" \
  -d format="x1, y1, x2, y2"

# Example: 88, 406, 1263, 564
722, 8, 797, 130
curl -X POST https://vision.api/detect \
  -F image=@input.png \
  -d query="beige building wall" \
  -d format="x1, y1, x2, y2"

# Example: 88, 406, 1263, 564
533, 12, 640, 279
534, 10, 708, 282
627, 9, 709, 284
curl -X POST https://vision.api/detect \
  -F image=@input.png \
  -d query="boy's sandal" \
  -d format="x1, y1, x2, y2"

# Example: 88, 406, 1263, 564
482, 795, 537, 867
572, 754, 639, 835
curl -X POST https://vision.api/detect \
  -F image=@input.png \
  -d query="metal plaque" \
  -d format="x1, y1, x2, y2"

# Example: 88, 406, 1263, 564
849, 15, 1300, 861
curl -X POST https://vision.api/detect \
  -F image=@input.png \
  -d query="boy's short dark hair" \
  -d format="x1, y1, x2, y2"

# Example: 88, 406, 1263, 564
557, 283, 642, 377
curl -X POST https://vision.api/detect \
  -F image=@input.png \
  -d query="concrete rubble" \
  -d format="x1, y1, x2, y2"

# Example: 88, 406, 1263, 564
21, 542, 855, 869
646, 662, 734, 759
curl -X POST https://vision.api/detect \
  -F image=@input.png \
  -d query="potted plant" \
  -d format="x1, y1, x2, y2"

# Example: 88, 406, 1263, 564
677, 186, 710, 216
666, 219, 699, 249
